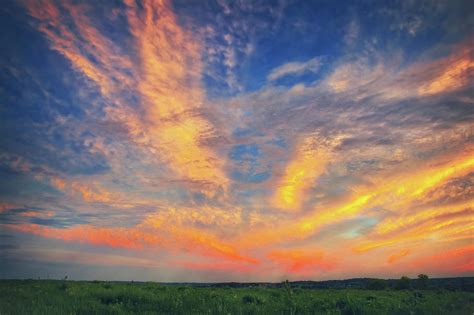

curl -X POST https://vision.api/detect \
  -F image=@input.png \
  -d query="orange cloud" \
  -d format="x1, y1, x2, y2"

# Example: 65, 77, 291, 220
142, 206, 243, 234
8, 224, 150, 249
355, 210, 473, 253
237, 147, 474, 248
25, 0, 122, 95
50, 177, 112, 203
141, 212, 257, 264
411, 245, 474, 274
26, 0, 228, 194
418, 48, 474, 96
178, 260, 255, 273
20, 211, 54, 218
272, 136, 329, 212
268, 249, 335, 275
387, 249, 411, 264
4, 218, 257, 265
124, 0, 229, 192
373, 203, 473, 237
70, 182, 112, 203
19, 0, 474, 280
50, 177, 66, 190
0, 203, 15, 213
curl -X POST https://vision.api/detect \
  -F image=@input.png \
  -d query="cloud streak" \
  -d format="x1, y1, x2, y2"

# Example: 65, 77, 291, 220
267, 57, 322, 81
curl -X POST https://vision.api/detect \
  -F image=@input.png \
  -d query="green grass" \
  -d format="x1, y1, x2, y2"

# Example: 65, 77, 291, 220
0, 280, 473, 314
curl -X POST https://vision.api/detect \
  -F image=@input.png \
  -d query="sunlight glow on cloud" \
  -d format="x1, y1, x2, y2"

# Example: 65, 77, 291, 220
272, 135, 329, 212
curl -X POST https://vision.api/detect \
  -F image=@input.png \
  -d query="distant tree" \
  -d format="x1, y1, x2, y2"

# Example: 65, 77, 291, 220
396, 276, 411, 290
417, 274, 429, 289
366, 279, 387, 290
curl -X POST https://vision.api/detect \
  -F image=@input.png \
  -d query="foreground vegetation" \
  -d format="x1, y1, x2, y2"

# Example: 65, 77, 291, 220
0, 279, 473, 314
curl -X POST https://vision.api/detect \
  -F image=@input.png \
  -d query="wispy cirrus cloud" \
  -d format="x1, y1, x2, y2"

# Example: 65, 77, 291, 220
267, 57, 322, 82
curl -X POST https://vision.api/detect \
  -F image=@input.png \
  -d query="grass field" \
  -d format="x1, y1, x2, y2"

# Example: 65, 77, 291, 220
0, 280, 473, 314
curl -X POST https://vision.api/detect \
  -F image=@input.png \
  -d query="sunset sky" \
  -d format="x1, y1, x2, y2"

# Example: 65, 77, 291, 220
0, 0, 473, 282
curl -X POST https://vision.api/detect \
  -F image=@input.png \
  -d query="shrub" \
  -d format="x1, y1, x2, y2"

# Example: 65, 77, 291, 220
242, 295, 255, 304
102, 283, 112, 289
396, 276, 411, 290
366, 279, 387, 290
58, 282, 68, 291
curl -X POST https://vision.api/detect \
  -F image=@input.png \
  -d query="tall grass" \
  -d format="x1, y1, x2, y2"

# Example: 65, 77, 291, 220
0, 280, 472, 314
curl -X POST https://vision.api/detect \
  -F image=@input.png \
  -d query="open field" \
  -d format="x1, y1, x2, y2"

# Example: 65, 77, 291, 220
0, 279, 473, 314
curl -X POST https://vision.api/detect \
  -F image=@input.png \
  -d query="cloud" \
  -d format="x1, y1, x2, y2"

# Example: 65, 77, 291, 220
418, 49, 474, 96
267, 248, 335, 276
344, 18, 359, 46
25, 0, 230, 195
421, 174, 474, 206
325, 61, 385, 93
9, 248, 166, 269
0, 203, 16, 213
124, 0, 230, 192
0, 205, 87, 228
3, 205, 258, 265
267, 57, 322, 81
411, 245, 474, 274
180, 0, 286, 94
51, 177, 112, 203
1, 0, 473, 281
271, 134, 330, 212
235, 145, 474, 249
387, 249, 410, 264
25, 0, 133, 96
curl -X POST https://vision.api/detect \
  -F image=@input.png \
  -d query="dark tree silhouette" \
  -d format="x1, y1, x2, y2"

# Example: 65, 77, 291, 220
396, 276, 411, 290
417, 274, 429, 289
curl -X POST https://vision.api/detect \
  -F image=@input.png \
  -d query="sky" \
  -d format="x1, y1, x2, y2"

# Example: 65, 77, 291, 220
0, 0, 473, 282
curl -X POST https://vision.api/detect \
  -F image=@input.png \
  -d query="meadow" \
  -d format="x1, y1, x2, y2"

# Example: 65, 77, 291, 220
0, 279, 473, 314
